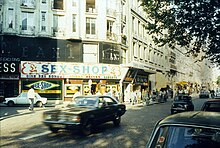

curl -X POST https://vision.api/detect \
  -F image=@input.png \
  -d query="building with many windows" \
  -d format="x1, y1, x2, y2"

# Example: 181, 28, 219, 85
0, 0, 213, 103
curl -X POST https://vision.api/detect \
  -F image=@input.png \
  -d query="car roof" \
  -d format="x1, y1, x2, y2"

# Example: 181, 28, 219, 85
158, 111, 220, 128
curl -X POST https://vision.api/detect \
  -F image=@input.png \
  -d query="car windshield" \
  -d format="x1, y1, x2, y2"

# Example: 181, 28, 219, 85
174, 96, 191, 101
68, 97, 97, 107
151, 125, 220, 148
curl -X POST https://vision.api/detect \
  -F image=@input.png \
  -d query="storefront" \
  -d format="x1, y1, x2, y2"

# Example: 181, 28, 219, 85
20, 61, 126, 101
121, 61, 156, 103
0, 58, 20, 101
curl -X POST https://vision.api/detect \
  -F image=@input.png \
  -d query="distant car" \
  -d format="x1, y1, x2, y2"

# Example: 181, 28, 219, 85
201, 99, 220, 112
43, 95, 126, 135
199, 90, 210, 98
146, 111, 220, 148
3, 92, 47, 107
171, 94, 194, 114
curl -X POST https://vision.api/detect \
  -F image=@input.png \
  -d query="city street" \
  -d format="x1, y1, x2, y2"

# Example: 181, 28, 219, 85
0, 96, 208, 148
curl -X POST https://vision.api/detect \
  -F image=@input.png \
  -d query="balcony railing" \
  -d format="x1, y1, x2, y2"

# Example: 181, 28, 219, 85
20, 0, 36, 9
86, 7, 97, 13
20, 25, 35, 35
52, 27, 65, 37
106, 8, 116, 17
106, 31, 117, 41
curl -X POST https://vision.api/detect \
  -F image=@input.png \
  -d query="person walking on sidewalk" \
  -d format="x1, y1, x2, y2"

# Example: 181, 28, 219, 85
27, 85, 36, 111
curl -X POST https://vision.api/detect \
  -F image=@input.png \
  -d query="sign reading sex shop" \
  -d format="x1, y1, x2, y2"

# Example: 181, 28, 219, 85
21, 61, 122, 79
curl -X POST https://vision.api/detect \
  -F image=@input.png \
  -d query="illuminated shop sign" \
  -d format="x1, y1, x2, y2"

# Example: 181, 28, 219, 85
21, 61, 123, 79
26, 80, 60, 90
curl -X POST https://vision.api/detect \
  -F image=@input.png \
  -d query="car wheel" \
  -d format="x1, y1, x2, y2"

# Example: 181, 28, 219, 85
7, 101, 14, 107
49, 127, 59, 133
36, 101, 43, 107
113, 116, 121, 127
171, 110, 174, 114
81, 121, 93, 136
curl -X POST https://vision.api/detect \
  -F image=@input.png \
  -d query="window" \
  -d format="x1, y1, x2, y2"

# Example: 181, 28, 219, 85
86, 17, 96, 35
72, 0, 77, 7
53, 15, 65, 33
53, 0, 63, 10
107, 20, 113, 33
8, 8, 13, 28
86, 0, 95, 13
41, 11, 46, 31
21, 12, 34, 31
83, 44, 98, 63
72, 14, 76, 32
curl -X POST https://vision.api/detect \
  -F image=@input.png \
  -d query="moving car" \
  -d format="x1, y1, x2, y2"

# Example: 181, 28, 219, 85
201, 99, 220, 112
199, 90, 210, 98
171, 94, 194, 114
43, 95, 126, 135
3, 92, 47, 107
146, 111, 220, 148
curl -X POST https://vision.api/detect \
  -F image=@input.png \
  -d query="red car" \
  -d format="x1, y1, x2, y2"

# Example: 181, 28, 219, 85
201, 99, 220, 112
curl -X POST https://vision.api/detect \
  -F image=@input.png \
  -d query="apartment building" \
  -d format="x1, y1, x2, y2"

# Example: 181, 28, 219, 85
0, 0, 212, 102
0, 0, 127, 101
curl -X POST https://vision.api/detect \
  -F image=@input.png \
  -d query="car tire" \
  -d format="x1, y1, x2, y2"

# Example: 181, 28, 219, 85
7, 101, 14, 107
49, 127, 59, 133
81, 120, 93, 136
113, 116, 121, 127
36, 101, 43, 107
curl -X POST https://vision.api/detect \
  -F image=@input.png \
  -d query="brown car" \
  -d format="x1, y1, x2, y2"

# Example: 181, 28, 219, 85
43, 95, 126, 136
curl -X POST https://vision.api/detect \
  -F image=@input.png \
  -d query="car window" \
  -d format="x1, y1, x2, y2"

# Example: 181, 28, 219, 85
150, 125, 220, 148
103, 97, 117, 106
204, 103, 220, 112
69, 97, 97, 107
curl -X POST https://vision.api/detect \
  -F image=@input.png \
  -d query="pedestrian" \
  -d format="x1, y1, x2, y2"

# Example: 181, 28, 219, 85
72, 87, 81, 101
27, 85, 35, 111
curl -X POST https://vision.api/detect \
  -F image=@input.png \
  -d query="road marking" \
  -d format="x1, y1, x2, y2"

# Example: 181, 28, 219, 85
19, 131, 51, 140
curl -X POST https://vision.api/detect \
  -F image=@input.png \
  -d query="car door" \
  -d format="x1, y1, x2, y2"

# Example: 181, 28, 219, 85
103, 96, 118, 120
17, 93, 29, 104
95, 97, 111, 123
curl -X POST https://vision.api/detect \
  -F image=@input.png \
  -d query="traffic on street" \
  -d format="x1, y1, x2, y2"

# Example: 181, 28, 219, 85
0, 96, 209, 148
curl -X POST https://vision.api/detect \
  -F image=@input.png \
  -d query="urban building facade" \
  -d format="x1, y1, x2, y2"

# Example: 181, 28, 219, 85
0, 0, 213, 103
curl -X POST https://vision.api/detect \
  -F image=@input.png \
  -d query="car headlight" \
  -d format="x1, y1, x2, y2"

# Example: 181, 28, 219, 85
68, 116, 81, 123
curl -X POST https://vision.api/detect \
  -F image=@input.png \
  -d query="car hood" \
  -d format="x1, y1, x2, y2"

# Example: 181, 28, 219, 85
45, 106, 95, 115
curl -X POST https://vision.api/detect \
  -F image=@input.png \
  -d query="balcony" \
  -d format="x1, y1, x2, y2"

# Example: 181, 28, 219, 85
52, 27, 65, 37
20, 25, 35, 35
106, 8, 116, 18
86, 7, 97, 14
106, 31, 117, 41
20, 0, 36, 9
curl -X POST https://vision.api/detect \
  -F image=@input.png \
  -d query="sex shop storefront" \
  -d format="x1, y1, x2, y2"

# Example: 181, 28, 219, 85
20, 61, 127, 102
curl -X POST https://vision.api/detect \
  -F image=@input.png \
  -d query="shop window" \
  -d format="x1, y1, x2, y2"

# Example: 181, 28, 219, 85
65, 84, 82, 97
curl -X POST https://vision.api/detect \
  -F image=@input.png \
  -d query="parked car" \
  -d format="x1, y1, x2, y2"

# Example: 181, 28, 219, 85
201, 99, 220, 112
43, 95, 126, 135
171, 94, 194, 114
3, 92, 47, 107
146, 111, 220, 148
215, 91, 220, 99
199, 90, 210, 98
